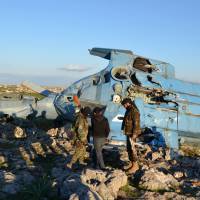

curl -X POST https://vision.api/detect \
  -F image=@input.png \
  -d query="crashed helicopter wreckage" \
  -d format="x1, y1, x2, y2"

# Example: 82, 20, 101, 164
55, 48, 200, 149
1, 48, 200, 149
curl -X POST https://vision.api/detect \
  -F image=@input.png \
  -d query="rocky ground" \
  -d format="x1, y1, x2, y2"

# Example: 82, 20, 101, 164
0, 116, 200, 200
0, 84, 64, 94
0, 84, 64, 100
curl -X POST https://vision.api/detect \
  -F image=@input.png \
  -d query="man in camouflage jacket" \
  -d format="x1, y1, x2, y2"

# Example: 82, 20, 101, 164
121, 98, 141, 174
67, 106, 91, 169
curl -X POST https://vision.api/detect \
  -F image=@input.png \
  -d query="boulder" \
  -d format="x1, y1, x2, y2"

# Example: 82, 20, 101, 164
31, 142, 46, 156
61, 169, 127, 200
97, 183, 113, 200
173, 171, 184, 179
106, 170, 128, 198
81, 169, 128, 199
151, 151, 163, 161
140, 191, 196, 200
14, 127, 27, 139
139, 168, 180, 191
69, 190, 103, 200
58, 124, 75, 140
164, 148, 171, 161
81, 168, 107, 183
0, 171, 16, 183
0, 155, 7, 166
47, 128, 58, 137
0, 171, 20, 194
60, 174, 102, 200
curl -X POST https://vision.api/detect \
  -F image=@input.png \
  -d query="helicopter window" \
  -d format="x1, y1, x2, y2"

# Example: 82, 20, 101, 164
93, 76, 101, 85
133, 57, 152, 73
147, 75, 161, 87
130, 73, 141, 86
67, 96, 73, 102
104, 72, 110, 83
111, 67, 129, 80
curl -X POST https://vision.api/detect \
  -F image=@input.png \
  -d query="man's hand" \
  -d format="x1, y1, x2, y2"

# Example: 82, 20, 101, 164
132, 133, 137, 141
132, 129, 141, 138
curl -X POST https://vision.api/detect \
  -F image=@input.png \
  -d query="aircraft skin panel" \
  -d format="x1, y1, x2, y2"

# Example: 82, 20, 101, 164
89, 48, 133, 60
22, 80, 52, 96
1, 47, 200, 149
87, 48, 200, 148
36, 96, 58, 119
135, 72, 200, 97
54, 48, 200, 148
109, 51, 133, 67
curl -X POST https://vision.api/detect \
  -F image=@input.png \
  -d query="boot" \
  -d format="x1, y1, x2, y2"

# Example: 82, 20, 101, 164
127, 162, 139, 174
123, 162, 133, 171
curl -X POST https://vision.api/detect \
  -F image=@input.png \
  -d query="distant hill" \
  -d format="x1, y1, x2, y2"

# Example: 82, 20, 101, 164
0, 73, 71, 87
0, 84, 64, 95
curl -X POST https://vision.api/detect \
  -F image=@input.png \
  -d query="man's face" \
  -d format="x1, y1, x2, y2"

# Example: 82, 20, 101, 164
123, 102, 130, 109
94, 111, 102, 117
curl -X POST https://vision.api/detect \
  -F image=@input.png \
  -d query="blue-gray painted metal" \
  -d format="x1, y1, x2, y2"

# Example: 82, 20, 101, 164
1, 47, 200, 149
56, 48, 200, 149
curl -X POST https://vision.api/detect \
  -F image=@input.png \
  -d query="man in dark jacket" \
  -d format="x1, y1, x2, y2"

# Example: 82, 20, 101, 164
121, 98, 141, 174
92, 107, 110, 170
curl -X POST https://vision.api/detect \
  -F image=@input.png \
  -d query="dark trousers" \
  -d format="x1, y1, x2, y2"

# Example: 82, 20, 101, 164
126, 135, 138, 162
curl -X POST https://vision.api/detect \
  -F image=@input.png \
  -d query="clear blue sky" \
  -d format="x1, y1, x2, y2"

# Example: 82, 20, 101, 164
0, 0, 200, 86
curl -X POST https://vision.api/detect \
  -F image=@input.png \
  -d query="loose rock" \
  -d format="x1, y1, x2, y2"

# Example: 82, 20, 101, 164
47, 128, 58, 137
139, 168, 180, 191
14, 126, 27, 139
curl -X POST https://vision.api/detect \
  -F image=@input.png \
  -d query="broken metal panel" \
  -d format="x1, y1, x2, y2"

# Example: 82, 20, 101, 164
133, 88, 200, 137
22, 80, 52, 96
35, 95, 58, 119
169, 79, 200, 97
42, 48, 200, 148
131, 55, 175, 79
149, 60, 175, 79
54, 93, 75, 119
133, 57, 152, 72
0, 104, 31, 118
89, 48, 133, 60
105, 104, 126, 142
135, 98, 179, 148
91, 48, 175, 79
176, 113, 200, 138
1, 47, 200, 149
97, 82, 112, 103
79, 85, 97, 101
2, 96, 57, 120
135, 72, 200, 97
109, 51, 133, 67
89, 48, 200, 148
136, 97, 200, 138
137, 99, 177, 129
163, 129, 179, 149
178, 102, 200, 116
0, 100, 32, 117
177, 94, 200, 105
180, 136, 200, 146
131, 70, 200, 138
